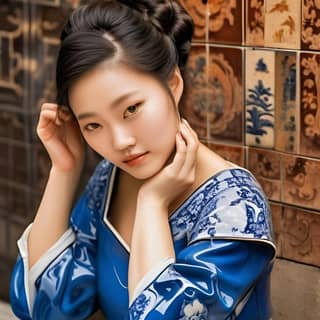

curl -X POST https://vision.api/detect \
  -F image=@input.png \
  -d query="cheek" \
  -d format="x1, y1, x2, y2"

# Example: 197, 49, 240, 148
138, 103, 178, 147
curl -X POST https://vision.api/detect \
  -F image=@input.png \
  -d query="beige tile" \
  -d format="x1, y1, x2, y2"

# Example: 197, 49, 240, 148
207, 142, 245, 167
272, 205, 320, 266
281, 154, 320, 210
179, 0, 207, 42
180, 45, 208, 139
274, 51, 299, 153
247, 148, 281, 201
208, 0, 243, 45
265, 0, 301, 49
301, 0, 320, 50
207, 46, 244, 143
300, 52, 320, 158
245, 49, 275, 148
246, 0, 265, 46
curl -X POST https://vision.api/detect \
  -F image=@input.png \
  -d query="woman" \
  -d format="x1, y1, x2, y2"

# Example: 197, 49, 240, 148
10, 1, 276, 319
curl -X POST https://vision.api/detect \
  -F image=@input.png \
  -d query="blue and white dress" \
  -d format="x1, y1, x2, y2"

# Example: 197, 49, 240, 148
10, 160, 276, 320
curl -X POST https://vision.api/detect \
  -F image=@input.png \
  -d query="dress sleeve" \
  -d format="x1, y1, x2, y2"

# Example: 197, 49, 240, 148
128, 169, 276, 320
9, 160, 111, 320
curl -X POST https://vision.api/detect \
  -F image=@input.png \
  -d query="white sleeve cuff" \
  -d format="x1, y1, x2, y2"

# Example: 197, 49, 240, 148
17, 223, 76, 315
129, 257, 175, 307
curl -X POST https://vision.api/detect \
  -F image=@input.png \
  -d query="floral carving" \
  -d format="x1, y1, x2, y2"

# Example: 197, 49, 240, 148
247, 0, 265, 45
301, 54, 320, 145
208, 0, 237, 32
179, 299, 208, 320
302, 0, 320, 50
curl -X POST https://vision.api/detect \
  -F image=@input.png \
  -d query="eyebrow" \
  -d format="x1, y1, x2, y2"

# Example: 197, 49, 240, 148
77, 91, 139, 120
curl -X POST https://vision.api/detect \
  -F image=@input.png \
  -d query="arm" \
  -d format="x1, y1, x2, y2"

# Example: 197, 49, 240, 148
9, 160, 110, 320
29, 103, 84, 267
128, 169, 276, 319
9, 103, 102, 320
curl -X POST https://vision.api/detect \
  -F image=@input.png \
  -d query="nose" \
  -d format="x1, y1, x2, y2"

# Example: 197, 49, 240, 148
111, 125, 136, 151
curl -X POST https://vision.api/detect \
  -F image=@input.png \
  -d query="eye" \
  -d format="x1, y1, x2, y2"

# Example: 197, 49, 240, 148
123, 103, 142, 118
84, 123, 101, 131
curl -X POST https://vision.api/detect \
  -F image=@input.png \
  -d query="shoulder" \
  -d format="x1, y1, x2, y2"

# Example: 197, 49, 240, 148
188, 167, 275, 246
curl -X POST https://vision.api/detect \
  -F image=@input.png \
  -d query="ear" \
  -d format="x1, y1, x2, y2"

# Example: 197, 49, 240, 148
168, 67, 184, 105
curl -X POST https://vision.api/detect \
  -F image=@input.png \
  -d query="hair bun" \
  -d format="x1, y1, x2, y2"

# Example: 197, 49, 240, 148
119, 0, 194, 68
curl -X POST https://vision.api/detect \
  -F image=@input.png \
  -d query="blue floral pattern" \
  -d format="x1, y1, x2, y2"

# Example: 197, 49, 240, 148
179, 299, 208, 320
169, 168, 273, 244
129, 294, 151, 320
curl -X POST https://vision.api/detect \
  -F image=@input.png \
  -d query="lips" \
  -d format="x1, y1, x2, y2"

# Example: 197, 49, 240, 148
123, 152, 149, 166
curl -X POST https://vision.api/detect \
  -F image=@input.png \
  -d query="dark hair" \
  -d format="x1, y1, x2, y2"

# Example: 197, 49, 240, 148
56, 0, 194, 108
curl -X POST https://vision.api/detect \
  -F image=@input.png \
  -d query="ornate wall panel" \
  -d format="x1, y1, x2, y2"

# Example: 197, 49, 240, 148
0, 0, 319, 312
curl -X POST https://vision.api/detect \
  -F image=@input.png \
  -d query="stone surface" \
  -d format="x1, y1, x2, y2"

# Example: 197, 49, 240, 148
271, 258, 320, 320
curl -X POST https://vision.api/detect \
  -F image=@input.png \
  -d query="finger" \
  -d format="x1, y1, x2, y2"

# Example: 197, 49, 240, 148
58, 107, 73, 122
182, 118, 198, 140
179, 121, 199, 177
37, 108, 58, 130
165, 132, 187, 174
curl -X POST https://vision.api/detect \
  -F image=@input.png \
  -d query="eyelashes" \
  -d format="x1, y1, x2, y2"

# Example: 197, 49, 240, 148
123, 102, 142, 118
83, 102, 143, 132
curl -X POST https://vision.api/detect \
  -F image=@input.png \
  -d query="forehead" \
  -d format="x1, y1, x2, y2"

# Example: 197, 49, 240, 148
68, 63, 164, 110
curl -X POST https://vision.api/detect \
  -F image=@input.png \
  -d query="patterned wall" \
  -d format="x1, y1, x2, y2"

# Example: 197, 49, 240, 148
0, 0, 319, 304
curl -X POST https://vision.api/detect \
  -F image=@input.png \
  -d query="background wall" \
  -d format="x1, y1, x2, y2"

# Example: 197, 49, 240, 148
0, 1, 319, 319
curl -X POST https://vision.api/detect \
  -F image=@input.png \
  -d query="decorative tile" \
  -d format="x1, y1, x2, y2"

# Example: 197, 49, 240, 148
0, 1, 29, 109
301, 0, 320, 50
207, 46, 243, 143
180, 45, 207, 140
275, 51, 299, 153
20, 0, 79, 8
29, 4, 71, 111
9, 222, 27, 260
281, 154, 320, 210
6, 185, 31, 219
0, 142, 8, 180
272, 205, 320, 266
178, 0, 207, 42
265, 0, 301, 49
31, 143, 51, 192
246, 0, 265, 46
0, 183, 9, 212
208, 0, 243, 45
247, 147, 281, 201
300, 52, 320, 158
0, 218, 8, 257
207, 142, 245, 167
245, 49, 275, 148
208, 47, 243, 143
12, 144, 30, 185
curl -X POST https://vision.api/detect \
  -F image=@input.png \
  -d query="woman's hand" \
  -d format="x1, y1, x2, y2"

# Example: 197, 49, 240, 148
138, 119, 199, 209
36, 103, 85, 173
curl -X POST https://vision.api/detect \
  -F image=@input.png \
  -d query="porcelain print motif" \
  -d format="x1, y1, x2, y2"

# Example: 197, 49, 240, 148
282, 154, 320, 210
265, 0, 301, 49
300, 52, 320, 158
180, 45, 208, 140
208, 46, 243, 143
246, 0, 265, 46
275, 52, 298, 153
208, 0, 243, 45
178, 0, 207, 42
272, 205, 320, 267
302, 0, 320, 50
247, 147, 281, 201
245, 49, 275, 148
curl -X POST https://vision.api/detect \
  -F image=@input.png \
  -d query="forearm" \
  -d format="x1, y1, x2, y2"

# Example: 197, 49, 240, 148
28, 167, 81, 268
128, 198, 175, 300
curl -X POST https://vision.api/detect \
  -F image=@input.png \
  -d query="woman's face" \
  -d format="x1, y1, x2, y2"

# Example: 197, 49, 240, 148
69, 63, 183, 180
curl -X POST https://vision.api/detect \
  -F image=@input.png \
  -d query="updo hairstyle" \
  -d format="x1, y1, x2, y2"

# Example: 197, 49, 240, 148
56, 0, 194, 108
